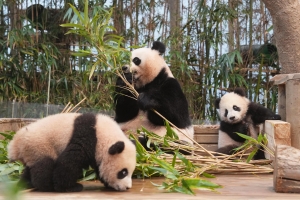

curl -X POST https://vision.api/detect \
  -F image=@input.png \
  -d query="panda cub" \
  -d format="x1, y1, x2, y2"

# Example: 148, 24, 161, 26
8, 113, 136, 192
215, 88, 281, 159
114, 41, 194, 145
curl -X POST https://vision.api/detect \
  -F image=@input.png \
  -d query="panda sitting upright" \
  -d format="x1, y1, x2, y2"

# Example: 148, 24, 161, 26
114, 41, 194, 145
215, 88, 281, 159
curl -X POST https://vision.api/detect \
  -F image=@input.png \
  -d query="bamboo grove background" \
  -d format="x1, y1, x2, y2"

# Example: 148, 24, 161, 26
0, 0, 279, 122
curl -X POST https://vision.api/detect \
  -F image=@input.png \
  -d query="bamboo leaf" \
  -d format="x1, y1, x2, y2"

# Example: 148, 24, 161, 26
182, 178, 221, 190
151, 156, 180, 176
0, 167, 15, 176
84, 0, 89, 25
246, 149, 258, 163
80, 172, 96, 181
202, 172, 215, 178
236, 132, 256, 142
68, 3, 84, 23
178, 180, 195, 195
176, 152, 194, 171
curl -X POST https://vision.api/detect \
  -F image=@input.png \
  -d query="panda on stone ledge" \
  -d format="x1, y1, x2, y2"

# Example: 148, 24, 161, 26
214, 88, 281, 159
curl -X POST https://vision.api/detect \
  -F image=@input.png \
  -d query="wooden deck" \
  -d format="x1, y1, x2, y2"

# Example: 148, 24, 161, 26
2, 174, 300, 200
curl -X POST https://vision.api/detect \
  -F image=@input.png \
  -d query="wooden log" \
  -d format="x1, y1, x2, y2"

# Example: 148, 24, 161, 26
274, 145, 300, 193
263, 120, 291, 160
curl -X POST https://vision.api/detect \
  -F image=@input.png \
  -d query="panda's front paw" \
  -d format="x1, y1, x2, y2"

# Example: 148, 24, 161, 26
241, 121, 250, 135
138, 93, 156, 110
137, 93, 147, 110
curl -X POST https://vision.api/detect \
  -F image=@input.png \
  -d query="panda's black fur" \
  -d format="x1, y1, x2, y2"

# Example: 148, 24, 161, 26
8, 113, 136, 192
215, 88, 281, 159
114, 41, 193, 146
114, 65, 139, 123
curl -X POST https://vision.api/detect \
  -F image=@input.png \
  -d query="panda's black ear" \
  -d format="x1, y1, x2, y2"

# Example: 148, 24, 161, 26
151, 41, 166, 55
108, 141, 125, 155
214, 98, 221, 109
233, 87, 246, 97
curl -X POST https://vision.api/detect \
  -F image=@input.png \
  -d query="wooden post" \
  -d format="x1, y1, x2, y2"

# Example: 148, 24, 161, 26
274, 145, 300, 193
271, 73, 300, 149
263, 120, 291, 160
286, 79, 300, 148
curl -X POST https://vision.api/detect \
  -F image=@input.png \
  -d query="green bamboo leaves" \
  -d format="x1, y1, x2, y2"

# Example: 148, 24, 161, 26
0, 132, 23, 181
131, 122, 221, 195
60, 0, 128, 80
234, 132, 271, 162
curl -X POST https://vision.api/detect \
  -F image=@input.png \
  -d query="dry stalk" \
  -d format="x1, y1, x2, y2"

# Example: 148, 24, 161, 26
61, 97, 87, 113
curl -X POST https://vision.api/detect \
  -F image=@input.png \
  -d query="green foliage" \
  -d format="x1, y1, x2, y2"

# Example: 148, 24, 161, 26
234, 132, 272, 162
61, 0, 130, 79
0, 132, 24, 181
0, 179, 25, 200
130, 122, 221, 195
216, 50, 248, 89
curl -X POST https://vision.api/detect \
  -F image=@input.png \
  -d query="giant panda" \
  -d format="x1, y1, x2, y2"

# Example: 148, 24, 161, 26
8, 113, 136, 192
214, 88, 281, 159
114, 41, 194, 146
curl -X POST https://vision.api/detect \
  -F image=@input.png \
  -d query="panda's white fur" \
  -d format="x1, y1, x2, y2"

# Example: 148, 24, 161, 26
8, 113, 136, 192
130, 45, 174, 89
115, 41, 194, 145
218, 92, 250, 124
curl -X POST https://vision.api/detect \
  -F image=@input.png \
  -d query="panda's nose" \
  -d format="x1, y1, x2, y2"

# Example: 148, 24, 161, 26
122, 65, 128, 72
229, 116, 235, 120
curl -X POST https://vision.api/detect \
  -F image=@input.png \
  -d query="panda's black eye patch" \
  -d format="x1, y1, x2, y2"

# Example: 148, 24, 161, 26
233, 105, 240, 111
132, 57, 141, 66
224, 109, 228, 117
117, 168, 128, 179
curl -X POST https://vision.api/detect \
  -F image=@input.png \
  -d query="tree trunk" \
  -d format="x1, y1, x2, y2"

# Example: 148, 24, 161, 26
168, 0, 181, 57
262, 0, 300, 74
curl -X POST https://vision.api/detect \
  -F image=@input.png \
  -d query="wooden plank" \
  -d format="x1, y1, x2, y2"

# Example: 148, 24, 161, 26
8, 174, 300, 199
193, 125, 219, 134
193, 125, 219, 146
194, 134, 218, 144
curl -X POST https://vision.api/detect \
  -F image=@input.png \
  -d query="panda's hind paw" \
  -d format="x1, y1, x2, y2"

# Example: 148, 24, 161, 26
66, 183, 83, 192
54, 183, 83, 192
